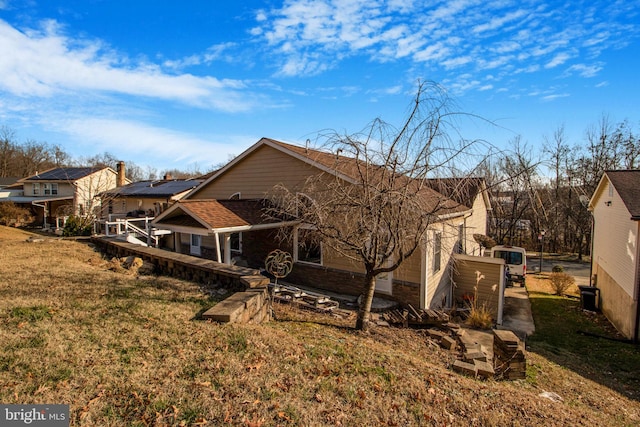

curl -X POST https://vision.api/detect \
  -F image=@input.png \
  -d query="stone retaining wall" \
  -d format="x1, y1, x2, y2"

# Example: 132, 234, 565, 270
91, 237, 269, 291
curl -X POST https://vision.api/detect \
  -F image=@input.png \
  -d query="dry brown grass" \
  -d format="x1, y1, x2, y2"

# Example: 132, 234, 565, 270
1, 226, 639, 426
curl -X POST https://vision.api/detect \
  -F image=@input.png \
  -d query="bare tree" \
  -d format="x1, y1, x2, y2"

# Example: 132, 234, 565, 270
486, 137, 541, 246
0, 126, 17, 178
267, 82, 489, 330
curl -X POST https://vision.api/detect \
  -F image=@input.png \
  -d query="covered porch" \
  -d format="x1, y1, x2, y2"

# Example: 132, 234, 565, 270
151, 199, 299, 267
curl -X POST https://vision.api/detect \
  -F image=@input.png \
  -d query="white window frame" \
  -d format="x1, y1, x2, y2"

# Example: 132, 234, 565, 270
32, 183, 40, 195
43, 183, 58, 196
190, 234, 202, 256
228, 193, 242, 253
294, 225, 323, 265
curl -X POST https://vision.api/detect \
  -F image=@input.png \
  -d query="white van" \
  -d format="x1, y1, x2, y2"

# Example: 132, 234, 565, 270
490, 245, 527, 286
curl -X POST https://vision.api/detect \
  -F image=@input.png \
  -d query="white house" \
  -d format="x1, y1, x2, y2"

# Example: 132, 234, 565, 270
588, 170, 640, 342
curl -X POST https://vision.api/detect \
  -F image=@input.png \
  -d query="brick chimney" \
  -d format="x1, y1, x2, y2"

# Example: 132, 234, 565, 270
116, 161, 126, 187
163, 173, 172, 180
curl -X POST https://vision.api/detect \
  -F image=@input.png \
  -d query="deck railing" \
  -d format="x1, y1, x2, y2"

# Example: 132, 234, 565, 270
102, 217, 160, 247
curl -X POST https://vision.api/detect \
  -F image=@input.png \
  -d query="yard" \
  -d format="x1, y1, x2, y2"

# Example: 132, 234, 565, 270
526, 274, 640, 400
0, 226, 639, 426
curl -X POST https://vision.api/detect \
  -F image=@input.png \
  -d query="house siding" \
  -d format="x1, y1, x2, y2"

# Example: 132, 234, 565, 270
466, 194, 488, 256
594, 263, 637, 339
190, 145, 317, 199
425, 220, 465, 309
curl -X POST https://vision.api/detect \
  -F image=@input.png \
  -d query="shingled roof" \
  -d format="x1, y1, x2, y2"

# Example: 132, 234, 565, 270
263, 138, 469, 216
606, 170, 640, 220
156, 199, 294, 231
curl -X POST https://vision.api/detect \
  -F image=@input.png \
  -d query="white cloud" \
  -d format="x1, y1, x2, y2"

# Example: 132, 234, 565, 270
0, 19, 257, 112
57, 117, 245, 168
545, 52, 571, 69
250, 0, 635, 100
542, 93, 570, 101
563, 63, 603, 78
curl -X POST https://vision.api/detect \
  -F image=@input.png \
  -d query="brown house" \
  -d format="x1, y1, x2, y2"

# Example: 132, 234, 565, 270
152, 137, 501, 311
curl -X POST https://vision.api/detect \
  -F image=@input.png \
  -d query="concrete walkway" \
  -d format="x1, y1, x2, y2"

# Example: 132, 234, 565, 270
498, 286, 536, 341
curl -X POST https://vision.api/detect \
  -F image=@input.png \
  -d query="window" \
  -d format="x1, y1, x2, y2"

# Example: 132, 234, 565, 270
32, 183, 40, 195
230, 232, 242, 252
297, 227, 322, 264
456, 223, 465, 254
190, 234, 202, 256
228, 193, 242, 252
494, 250, 523, 265
433, 231, 442, 273
43, 183, 58, 195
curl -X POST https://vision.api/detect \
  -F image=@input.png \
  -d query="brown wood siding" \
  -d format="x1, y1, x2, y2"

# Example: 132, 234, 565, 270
190, 145, 319, 200
453, 256, 503, 318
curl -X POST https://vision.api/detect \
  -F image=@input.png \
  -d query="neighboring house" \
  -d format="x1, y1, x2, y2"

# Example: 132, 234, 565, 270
588, 170, 640, 342
100, 176, 203, 219
0, 177, 20, 191
0, 165, 124, 230
152, 137, 496, 310
426, 178, 492, 256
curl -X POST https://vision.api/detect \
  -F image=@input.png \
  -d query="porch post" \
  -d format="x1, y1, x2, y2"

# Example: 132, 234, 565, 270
223, 233, 232, 264
214, 232, 222, 263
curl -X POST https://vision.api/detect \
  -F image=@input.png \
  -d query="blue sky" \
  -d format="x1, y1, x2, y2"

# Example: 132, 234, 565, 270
0, 0, 638, 173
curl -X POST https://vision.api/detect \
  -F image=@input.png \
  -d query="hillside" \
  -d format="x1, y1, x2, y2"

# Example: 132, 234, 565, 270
0, 226, 638, 426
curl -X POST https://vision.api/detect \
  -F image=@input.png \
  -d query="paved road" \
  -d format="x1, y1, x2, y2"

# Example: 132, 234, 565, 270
526, 255, 591, 286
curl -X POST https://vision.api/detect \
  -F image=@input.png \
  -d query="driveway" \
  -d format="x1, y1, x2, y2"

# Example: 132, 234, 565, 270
500, 255, 591, 339
500, 286, 535, 341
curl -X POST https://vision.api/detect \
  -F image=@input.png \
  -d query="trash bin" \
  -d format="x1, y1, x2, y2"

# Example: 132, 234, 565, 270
578, 285, 599, 311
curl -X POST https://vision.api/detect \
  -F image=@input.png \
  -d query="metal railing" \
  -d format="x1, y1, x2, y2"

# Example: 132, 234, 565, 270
102, 217, 159, 247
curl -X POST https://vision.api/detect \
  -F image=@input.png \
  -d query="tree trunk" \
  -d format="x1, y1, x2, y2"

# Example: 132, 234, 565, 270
356, 274, 377, 330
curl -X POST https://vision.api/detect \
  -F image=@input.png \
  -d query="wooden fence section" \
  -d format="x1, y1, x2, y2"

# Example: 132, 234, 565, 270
91, 237, 270, 291
452, 253, 506, 325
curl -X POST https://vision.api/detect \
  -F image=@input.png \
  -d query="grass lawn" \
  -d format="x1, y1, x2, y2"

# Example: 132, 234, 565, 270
526, 275, 640, 399
1, 226, 639, 426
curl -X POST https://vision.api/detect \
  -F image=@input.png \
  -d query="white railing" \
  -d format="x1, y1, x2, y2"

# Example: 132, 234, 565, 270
103, 217, 159, 247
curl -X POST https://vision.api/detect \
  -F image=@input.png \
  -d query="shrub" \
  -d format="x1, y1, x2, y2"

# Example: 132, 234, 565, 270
0, 202, 34, 226
466, 303, 494, 329
552, 265, 564, 273
62, 215, 92, 236
550, 272, 575, 296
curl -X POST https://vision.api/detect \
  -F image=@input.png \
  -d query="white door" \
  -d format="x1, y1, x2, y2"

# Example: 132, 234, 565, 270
190, 234, 202, 256
375, 258, 393, 294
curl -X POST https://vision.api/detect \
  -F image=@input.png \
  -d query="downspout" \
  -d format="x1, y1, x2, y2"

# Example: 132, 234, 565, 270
634, 220, 640, 344
32, 201, 48, 228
